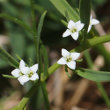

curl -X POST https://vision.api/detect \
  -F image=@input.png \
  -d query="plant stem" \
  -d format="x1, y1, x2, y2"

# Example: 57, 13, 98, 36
30, 0, 38, 62
12, 81, 40, 110
0, 47, 19, 68
41, 82, 50, 110
84, 50, 110, 108
0, 13, 33, 34
96, 82, 110, 108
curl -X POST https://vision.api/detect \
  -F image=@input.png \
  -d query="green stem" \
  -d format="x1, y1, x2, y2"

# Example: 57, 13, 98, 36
30, 0, 38, 62
41, 82, 50, 110
0, 47, 19, 68
84, 50, 110, 108
0, 13, 33, 34
12, 81, 40, 110
96, 82, 110, 108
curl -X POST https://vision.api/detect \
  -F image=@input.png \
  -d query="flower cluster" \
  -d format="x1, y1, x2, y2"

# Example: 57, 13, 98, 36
11, 60, 39, 85
57, 15, 100, 70
11, 15, 100, 84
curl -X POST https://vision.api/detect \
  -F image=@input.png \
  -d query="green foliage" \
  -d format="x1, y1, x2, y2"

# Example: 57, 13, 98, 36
49, 0, 79, 21
77, 68, 110, 82
79, 0, 91, 31
0, 47, 19, 68
36, 11, 47, 65
2, 74, 16, 79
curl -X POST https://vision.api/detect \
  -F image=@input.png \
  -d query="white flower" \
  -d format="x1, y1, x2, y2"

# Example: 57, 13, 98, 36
62, 20, 84, 40
11, 60, 39, 85
57, 49, 80, 70
88, 15, 100, 32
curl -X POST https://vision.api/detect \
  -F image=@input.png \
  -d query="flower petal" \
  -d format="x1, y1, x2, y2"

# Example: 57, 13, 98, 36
76, 21, 84, 31
30, 64, 38, 73
18, 75, 29, 85
67, 61, 76, 70
87, 25, 92, 32
62, 48, 70, 57
19, 60, 25, 69
11, 69, 20, 77
57, 57, 66, 65
71, 52, 80, 60
62, 29, 71, 37
68, 20, 75, 29
90, 15, 92, 20
71, 32, 79, 40
30, 73, 39, 81
91, 19, 100, 25
21, 67, 30, 74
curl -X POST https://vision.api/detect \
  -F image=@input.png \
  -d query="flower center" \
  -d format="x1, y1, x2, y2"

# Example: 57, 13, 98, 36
70, 27, 77, 33
19, 72, 24, 76
66, 56, 72, 62
28, 71, 33, 78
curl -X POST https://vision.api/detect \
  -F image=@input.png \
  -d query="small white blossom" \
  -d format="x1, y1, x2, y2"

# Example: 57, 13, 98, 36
57, 49, 80, 70
62, 20, 84, 40
11, 60, 39, 85
88, 15, 100, 32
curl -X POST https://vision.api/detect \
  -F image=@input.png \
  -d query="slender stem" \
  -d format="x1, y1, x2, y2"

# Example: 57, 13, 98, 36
84, 50, 110, 108
0, 13, 33, 34
31, 0, 38, 63
96, 82, 110, 108
12, 81, 40, 110
41, 82, 50, 110
0, 47, 19, 68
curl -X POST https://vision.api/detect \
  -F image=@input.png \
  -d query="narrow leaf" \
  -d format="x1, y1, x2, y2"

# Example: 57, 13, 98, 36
40, 44, 49, 78
36, 11, 47, 73
77, 68, 110, 82
0, 47, 19, 67
79, 0, 91, 31
37, 11, 47, 55
41, 82, 50, 110
49, 0, 79, 21
2, 74, 16, 79
0, 13, 33, 34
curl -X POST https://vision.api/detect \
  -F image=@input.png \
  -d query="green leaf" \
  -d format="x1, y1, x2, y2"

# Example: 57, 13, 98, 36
0, 58, 9, 68
49, 0, 79, 21
0, 47, 19, 67
40, 44, 49, 78
79, 0, 91, 31
37, 11, 47, 56
76, 68, 110, 82
41, 82, 50, 110
36, 11, 47, 73
0, 13, 33, 34
2, 74, 16, 79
